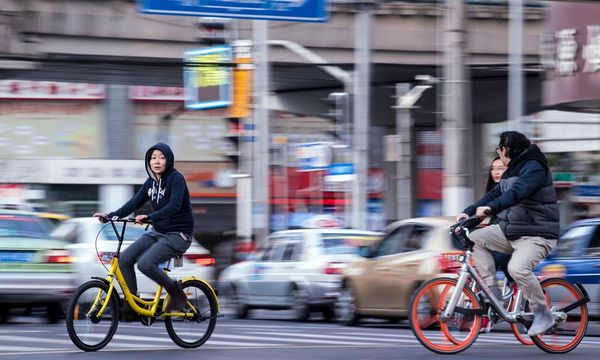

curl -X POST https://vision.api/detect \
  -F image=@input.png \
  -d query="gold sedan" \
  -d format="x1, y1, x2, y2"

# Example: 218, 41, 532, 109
336, 217, 462, 325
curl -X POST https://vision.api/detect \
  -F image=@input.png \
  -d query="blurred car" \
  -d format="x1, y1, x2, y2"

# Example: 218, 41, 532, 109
536, 218, 600, 317
51, 217, 215, 300
336, 217, 462, 325
217, 228, 382, 321
0, 210, 74, 324
34, 212, 71, 228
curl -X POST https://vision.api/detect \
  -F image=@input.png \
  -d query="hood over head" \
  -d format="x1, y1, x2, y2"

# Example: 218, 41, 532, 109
145, 143, 175, 180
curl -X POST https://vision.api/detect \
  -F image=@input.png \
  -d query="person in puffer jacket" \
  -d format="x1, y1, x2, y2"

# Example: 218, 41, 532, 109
93, 143, 194, 313
456, 131, 559, 337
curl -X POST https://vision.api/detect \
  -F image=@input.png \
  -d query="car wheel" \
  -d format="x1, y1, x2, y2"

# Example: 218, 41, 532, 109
336, 286, 360, 326
322, 306, 335, 322
290, 287, 310, 322
47, 303, 62, 324
230, 287, 249, 319
0, 305, 9, 324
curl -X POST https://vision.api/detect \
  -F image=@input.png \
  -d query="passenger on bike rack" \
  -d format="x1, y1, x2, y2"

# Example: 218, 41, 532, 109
93, 142, 194, 313
456, 131, 559, 337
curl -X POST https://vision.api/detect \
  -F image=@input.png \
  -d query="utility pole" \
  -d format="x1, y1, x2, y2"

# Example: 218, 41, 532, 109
508, 0, 525, 134
442, 0, 473, 215
253, 20, 270, 245
352, 2, 372, 230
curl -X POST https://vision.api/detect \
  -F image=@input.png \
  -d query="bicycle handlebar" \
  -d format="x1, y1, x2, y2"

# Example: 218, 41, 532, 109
109, 216, 152, 224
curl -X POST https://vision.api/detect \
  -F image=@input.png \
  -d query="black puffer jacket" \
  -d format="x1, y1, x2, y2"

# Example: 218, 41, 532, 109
463, 145, 559, 240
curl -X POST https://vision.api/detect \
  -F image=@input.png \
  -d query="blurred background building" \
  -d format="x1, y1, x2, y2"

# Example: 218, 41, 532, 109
0, 0, 597, 241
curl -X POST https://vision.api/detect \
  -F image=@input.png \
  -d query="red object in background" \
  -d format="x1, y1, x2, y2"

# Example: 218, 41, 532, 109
417, 169, 442, 200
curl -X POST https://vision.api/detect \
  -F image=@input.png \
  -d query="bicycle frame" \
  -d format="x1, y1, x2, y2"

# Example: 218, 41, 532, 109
441, 249, 533, 325
89, 219, 197, 319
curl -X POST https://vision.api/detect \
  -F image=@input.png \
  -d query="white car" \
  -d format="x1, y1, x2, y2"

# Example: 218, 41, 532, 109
217, 228, 382, 321
51, 217, 215, 300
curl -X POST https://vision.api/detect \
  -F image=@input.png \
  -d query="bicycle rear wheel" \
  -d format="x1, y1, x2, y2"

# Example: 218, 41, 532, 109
409, 277, 482, 354
164, 279, 218, 348
531, 277, 588, 354
66, 280, 120, 352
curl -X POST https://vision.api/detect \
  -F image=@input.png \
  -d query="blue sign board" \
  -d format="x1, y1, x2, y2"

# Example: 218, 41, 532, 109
184, 46, 232, 110
139, 0, 328, 22
327, 162, 355, 177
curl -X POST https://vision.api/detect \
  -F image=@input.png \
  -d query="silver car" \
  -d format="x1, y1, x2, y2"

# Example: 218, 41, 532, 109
218, 228, 382, 321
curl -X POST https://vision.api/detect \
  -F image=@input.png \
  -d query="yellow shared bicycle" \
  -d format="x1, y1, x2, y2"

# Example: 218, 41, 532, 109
66, 217, 219, 352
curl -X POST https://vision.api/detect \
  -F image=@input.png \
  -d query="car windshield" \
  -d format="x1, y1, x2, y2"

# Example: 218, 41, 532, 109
0, 215, 48, 238
554, 225, 595, 257
101, 225, 148, 241
321, 233, 381, 255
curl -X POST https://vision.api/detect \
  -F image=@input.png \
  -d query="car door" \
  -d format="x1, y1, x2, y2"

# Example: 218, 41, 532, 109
354, 225, 412, 311
245, 236, 288, 304
539, 224, 600, 315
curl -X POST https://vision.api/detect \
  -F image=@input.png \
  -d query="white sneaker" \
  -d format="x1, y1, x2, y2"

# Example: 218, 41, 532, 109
527, 307, 555, 336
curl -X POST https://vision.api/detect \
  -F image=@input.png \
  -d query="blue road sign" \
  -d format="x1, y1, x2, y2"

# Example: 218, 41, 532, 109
139, 0, 328, 22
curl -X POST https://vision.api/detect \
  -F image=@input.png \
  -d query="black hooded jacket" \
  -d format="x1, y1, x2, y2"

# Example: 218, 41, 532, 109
463, 144, 559, 240
108, 143, 194, 235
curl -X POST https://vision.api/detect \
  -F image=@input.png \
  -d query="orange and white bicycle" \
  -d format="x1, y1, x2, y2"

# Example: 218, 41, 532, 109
409, 216, 589, 354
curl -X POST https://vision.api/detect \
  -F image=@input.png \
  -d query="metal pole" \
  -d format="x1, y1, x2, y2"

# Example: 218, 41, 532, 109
352, 4, 371, 230
508, 0, 524, 133
442, 0, 473, 215
395, 83, 413, 220
253, 20, 270, 244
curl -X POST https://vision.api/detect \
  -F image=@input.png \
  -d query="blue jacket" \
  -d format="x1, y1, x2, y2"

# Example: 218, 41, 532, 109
463, 145, 559, 240
109, 143, 194, 235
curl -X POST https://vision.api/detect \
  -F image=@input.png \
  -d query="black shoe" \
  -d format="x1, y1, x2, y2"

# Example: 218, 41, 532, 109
165, 282, 187, 312
121, 302, 137, 322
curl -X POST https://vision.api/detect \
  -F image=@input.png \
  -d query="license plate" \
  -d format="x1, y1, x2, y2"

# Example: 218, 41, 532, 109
0, 251, 34, 263
100, 252, 116, 262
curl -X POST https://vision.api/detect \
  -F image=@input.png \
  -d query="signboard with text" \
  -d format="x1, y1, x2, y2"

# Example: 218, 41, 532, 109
184, 46, 232, 110
139, 0, 328, 22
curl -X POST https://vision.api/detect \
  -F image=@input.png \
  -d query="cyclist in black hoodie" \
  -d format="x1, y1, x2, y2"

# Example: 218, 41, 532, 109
456, 131, 559, 337
94, 143, 194, 312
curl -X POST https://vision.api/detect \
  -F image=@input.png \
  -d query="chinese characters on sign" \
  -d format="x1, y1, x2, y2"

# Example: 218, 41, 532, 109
542, 25, 600, 77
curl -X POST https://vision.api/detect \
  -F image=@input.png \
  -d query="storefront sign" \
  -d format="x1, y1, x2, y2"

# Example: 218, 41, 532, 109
0, 80, 104, 99
542, 3, 600, 111
184, 47, 232, 110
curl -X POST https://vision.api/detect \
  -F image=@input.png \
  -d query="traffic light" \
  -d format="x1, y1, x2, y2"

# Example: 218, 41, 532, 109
323, 92, 350, 124
197, 18, 231, 46
224, 117, 242, 167
323, 92, 351, 146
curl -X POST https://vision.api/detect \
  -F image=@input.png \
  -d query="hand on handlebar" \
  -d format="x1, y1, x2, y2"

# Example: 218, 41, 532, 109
134, 214, 149, 225
475, 206, 492, 218
455, 213, 469, 222
93, 212, 109, 223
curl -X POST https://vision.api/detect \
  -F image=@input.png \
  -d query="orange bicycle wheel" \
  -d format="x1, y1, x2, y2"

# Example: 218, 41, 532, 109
409, 277, 482, 354
509, 283, 534, 346
530, 278, 588, 354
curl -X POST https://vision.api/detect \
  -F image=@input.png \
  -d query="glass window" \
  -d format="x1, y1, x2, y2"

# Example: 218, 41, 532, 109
0, 215, 48, 238
321, 233, 381, 255
374, 226, 411, 257
265, 241, 287, 262
555, 225, 594, 257
403, 225, 431, 252
585, 226, 600, 257
101, 225, 148, 242
50, 222, 79, 243
283, 242, 303, 261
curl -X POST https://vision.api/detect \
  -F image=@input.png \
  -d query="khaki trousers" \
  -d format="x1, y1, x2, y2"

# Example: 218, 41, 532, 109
469, 225, 557, 308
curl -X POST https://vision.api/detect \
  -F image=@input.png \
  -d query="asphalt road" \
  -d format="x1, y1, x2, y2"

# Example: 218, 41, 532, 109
1, 310, 600, 359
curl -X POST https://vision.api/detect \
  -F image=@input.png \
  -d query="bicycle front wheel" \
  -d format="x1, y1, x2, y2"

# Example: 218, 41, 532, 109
66, 280, 120, 352
531, 277, 588, 354
164, 279, 218, 348
409, 277, 482, 354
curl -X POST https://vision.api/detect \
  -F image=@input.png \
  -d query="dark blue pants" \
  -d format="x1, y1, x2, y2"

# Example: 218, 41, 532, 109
119, 231, 192, 294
